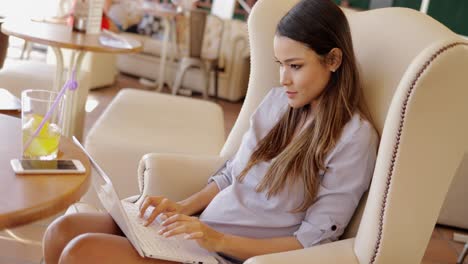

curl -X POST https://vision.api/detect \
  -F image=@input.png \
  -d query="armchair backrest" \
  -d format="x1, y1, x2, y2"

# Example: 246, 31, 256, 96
221, 0, 468, 263
348, 9, 468, 264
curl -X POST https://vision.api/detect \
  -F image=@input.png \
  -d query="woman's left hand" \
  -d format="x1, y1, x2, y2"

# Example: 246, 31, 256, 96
158, 212, 225, 252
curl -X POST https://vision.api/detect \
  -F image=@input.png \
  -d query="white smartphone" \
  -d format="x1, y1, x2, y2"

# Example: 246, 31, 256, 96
10, 159, 86, 174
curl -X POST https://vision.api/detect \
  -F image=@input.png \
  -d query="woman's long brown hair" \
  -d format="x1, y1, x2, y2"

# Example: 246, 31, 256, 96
237, 0, 369, 212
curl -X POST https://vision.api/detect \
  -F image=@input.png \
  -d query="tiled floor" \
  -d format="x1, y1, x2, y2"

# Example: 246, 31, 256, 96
425, 225, 468, 264
1, 41, 467, 264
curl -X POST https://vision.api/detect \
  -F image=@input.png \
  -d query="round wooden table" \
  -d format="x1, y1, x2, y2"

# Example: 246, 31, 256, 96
1, 19, 142, 138
0, 114, 91, 229
1, 19, 142, 53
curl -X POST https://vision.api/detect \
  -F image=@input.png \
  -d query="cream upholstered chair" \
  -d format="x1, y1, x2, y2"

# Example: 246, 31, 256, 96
130, 1, 468, 264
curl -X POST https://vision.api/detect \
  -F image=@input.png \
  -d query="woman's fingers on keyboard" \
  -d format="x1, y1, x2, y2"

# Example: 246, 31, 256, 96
161, 213, 193, 227
163, 212, 176, 218
139, 196, 162, 217
140, 196, 183, 226
158, 221, 186, 236
160, 220, 197, 237
184, 231, 204, 239
144, 199, 169, 224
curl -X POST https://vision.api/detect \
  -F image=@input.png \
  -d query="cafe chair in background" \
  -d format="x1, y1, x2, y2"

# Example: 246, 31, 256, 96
172, 9, 224, 98
129, 1, 468, 263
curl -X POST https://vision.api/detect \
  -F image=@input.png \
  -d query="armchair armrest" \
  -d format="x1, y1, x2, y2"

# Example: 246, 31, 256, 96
136, 153, 226, 203
245, 238, 359, 264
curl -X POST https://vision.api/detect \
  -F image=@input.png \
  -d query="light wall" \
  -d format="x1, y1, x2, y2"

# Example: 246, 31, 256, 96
0, 0, 59, 18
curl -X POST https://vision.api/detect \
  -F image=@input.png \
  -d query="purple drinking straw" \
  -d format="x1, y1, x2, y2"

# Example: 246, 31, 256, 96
23, 69, 79, 153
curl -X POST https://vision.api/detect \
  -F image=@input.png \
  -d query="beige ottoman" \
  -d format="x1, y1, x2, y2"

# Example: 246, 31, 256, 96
84, 89, 225, 207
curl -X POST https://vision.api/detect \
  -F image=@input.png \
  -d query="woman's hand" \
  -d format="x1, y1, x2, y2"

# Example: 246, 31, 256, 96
139, 196, 185, 226
158, 212, 225, 252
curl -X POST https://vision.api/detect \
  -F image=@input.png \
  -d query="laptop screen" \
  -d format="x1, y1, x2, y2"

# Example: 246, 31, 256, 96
72, 136, 143, 253
71, 137, 126, 206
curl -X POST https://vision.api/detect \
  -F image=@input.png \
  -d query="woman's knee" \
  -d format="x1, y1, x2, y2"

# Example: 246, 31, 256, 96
58, 233, 99, 264
44, 212, 119, 243
43, 214, 80, 248
43, 214, 87, 264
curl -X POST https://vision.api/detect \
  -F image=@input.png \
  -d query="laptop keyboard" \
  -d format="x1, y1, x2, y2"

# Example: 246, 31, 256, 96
121, 201, 216, 263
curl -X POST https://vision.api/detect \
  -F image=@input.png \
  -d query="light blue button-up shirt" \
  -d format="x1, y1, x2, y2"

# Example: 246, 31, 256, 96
200, 87, 378, 248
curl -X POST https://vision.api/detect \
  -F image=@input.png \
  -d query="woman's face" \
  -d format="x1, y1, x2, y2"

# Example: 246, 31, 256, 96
274, 35, 333, 108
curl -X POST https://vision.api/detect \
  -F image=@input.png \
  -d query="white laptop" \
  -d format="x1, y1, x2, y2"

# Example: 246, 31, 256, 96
73, 137, 218, 264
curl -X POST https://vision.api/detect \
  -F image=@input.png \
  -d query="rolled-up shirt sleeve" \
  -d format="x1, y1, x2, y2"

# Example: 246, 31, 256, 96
208, 159, 234, 191
294, 121, 378, 248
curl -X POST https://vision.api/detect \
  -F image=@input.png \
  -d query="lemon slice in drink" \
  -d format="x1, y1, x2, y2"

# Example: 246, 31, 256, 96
30, 113, 50, 137
23, 114, 60, 158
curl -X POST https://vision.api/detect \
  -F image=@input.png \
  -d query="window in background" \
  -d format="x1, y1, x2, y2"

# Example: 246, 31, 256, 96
392, 0, 422, 9
335, 0, 468, 38
427, 0, 468, 36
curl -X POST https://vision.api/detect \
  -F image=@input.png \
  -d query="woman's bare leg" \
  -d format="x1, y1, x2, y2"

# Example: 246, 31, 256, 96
58, 233, 178, 264
43, 212, 122, 264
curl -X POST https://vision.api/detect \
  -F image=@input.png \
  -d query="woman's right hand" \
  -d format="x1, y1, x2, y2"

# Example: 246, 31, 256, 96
139, 196, 185, 226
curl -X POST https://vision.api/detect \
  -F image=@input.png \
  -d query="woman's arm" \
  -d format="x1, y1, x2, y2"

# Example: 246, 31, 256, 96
179, 159, 234, 215
141, 159, 232, 224
159, 213, 303, 260
140, 182, 220, 225
219, 235, 303, 260
178, 181, 220, 216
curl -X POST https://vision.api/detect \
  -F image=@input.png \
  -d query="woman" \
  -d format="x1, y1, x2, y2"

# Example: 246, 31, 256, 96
43, 0, 378, 263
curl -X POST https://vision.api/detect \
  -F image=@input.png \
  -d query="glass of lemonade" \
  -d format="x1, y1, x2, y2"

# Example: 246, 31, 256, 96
21, 89, 64, 160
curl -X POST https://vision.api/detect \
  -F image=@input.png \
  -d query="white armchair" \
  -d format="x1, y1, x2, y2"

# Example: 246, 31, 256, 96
132, 1, 468, 264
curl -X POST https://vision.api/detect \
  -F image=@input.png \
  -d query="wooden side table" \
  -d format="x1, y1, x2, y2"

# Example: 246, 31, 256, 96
0, 114, 91, 229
